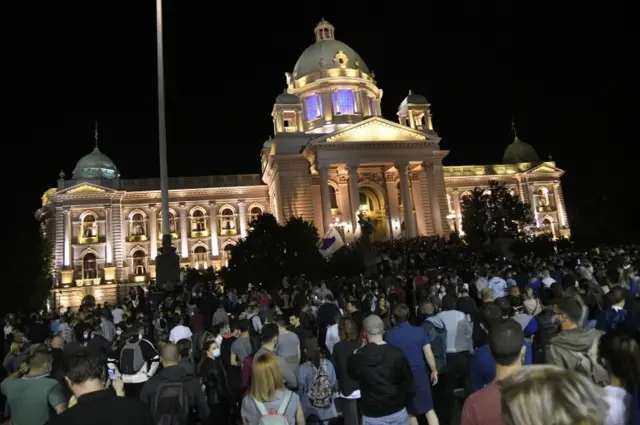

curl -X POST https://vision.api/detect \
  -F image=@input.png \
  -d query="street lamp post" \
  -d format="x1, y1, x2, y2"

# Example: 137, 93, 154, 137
154, 0, 179, 289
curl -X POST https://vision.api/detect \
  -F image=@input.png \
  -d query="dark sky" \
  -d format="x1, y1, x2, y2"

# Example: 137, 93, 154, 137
7, 2, 633, 277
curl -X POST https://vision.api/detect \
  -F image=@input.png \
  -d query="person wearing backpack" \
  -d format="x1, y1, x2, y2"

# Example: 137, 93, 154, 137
241, 352, 305, 425
140, 343, 210, 425
418, 300, 450, 425
297, 338, 337, 423
116, 324, 160, 399
546, 297, 609, 386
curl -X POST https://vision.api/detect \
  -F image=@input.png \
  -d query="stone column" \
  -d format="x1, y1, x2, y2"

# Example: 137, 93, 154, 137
238, 200, 248, 238
553, 183, 566, 227
347, 163, 360, 237
397, 161, 417, 238
528, 183, 539, 227
408, 112, 415, 129
207, 202, 219, 256
425, 162, 443, 236
179, 204, 189, 258
63, 207, 71, 267
318, 165, 332, 234
61, 207, 74, 285
149, 205, 158, 260
103, 206, 116, 281
105, 206, 113, 264
452, 190, 463, 234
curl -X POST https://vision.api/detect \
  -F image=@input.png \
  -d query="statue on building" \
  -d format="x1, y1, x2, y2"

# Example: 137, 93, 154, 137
357, 212, 378, 277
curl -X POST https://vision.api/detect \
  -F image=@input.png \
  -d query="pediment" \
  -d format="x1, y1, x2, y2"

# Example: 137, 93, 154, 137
312, 117, 430, 144
525, 163, 563, 174
57, 182, 117, 195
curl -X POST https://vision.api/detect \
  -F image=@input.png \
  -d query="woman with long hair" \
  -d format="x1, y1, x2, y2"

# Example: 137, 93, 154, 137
199, 340, 231, 425
298, 338, 337, 423
331, 316, 362, 425
241, 352, 305, 425
598, 331, 640, 425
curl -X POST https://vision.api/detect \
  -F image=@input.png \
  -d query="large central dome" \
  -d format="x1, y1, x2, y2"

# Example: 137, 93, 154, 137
293, 19, 369, 78
72, 147, 120, 179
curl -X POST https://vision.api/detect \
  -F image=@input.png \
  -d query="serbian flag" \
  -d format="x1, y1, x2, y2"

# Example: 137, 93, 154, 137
319, 227, 345, 258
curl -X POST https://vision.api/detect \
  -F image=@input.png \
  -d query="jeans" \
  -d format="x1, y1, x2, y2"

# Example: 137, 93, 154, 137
363, 408, 410, 425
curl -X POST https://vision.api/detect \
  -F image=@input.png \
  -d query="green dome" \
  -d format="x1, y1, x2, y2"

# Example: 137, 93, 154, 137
275, 92, 301, 105
72, 147, 120, 179
399, 90, 428, 110
503, 138, 540, 164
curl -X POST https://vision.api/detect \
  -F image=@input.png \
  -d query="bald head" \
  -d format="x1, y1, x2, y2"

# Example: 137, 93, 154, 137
160, 343, 180, 365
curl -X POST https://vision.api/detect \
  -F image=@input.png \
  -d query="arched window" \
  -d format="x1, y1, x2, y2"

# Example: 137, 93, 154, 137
541, 217, 555, 238
82, 253, 97, 279
191, 209, 206, 232
537, 187, 550, 207
446, 194, 454, 214
158, 210, 177, 236
132, 250, 146, 276
223, 244, 234, 267
329, 186, 338, 210
82, 214, 98, 239
249, 206, 263, 224
219, 208, 236, 235
194, 245, 208, 269
130, 213, 146, 237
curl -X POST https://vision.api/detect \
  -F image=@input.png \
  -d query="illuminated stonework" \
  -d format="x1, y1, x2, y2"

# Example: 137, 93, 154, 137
37, 19, 570, 309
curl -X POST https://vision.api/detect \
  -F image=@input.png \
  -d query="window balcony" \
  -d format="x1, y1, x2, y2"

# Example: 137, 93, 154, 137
220, 228, 238, 236
75, 277, 102, 286
191, 230, 209, 238
78, 235, 99, 244
159, 232, 180, 240
284, 126, 297, 133
129, 234, 148, 242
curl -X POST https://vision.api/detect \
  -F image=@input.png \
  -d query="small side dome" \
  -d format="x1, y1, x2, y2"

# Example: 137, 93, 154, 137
72, 147, 120, 179
503, 137, 541, 164
399, 90, 428, 110
263, 136, 275, 148
275, 91, 301, 105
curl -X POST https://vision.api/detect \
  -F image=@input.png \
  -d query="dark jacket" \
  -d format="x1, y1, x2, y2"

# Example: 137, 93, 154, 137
331, 340, 361, 396
347, 342, 415, 418
199, 357, 229, 405
533, 306, 557, 364
45, 389, 153, 425
140, 365, 210, 424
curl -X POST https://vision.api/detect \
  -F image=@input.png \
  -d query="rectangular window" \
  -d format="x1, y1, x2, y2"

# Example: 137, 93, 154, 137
368, 97, 376, 115
304, 95, 323, 120
332, 90, 355, 115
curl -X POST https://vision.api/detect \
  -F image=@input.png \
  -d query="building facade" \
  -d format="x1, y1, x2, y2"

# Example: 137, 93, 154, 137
37, 20, 569, 308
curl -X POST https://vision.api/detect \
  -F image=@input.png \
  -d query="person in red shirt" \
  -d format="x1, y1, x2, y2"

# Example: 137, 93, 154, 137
461, 319, 526, 425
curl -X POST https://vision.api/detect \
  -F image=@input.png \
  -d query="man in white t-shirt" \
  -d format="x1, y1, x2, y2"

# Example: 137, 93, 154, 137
111, 306, 125, 325
541, 269, 556, 287
169, 317, 193, 343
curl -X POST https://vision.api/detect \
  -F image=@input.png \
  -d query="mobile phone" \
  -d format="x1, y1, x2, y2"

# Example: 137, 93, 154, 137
107, 368, 116, 382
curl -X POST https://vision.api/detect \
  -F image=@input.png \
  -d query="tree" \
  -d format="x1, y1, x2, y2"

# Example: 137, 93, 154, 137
461, 180, 534, 247
3, 236, 53, 314
222, 214, 325, 291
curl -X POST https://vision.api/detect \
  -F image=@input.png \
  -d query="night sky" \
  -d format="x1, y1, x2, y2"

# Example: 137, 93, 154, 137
7, 3, 633, 279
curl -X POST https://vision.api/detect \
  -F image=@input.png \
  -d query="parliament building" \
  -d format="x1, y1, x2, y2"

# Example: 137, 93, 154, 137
36, 20, 570, 308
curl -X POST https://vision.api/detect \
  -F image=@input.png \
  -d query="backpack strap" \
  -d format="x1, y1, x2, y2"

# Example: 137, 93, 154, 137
252, 397, 269, 416
277, 390, 293, 415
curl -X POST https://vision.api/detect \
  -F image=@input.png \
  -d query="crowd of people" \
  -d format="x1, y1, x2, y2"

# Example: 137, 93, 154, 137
1, 236, 639, 425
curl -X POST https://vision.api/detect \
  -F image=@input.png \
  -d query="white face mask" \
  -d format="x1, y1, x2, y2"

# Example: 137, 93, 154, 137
212, 349, 221, 358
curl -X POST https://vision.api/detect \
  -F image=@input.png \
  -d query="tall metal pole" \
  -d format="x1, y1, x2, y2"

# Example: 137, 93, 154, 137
156, 0, 170, 239
154, 0, 180, 291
